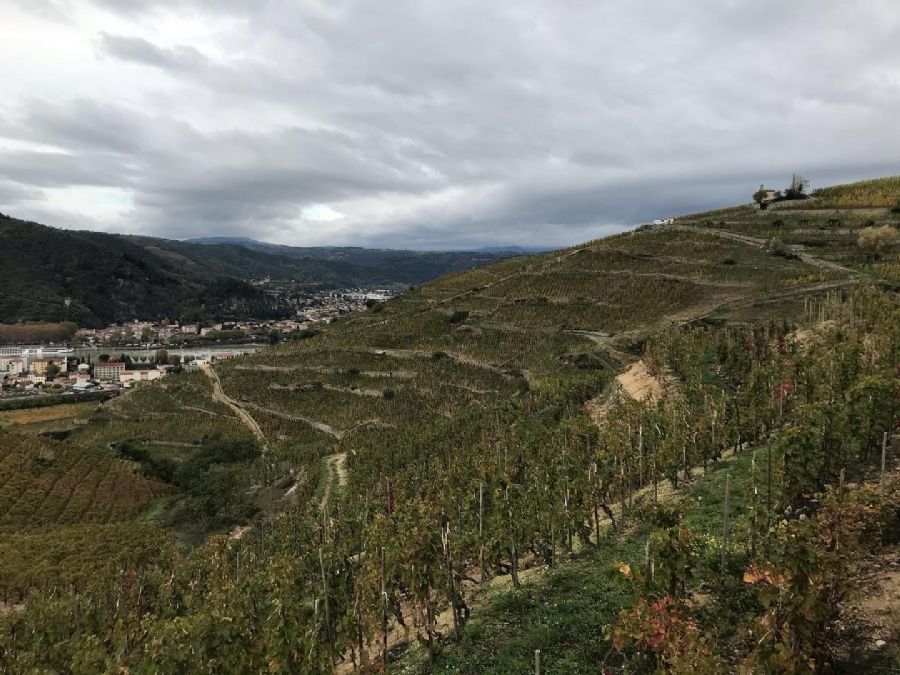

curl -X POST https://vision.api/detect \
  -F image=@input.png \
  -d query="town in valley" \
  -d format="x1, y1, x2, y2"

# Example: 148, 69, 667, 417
0, 288, 395, 398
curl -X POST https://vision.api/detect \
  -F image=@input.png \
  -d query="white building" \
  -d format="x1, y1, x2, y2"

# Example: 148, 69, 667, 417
119, 369, 166, 386
0, 355, 25, 375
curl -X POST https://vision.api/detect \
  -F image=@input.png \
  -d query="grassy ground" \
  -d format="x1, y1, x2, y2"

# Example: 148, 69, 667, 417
0, 401, 97, 434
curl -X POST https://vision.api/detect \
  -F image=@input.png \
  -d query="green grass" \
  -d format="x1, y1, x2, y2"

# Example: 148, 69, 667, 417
398, 549, 640, 675
697, 349, 728, 390
397, 449, 768, 674
139, 494, 180, 524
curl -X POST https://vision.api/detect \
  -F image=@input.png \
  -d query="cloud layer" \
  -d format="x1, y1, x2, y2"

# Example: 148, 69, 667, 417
1, 1, 899, 248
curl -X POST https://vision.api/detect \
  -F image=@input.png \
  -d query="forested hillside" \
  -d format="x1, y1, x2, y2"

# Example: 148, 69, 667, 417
0, 177, 898, 673
0, 214, 515, 326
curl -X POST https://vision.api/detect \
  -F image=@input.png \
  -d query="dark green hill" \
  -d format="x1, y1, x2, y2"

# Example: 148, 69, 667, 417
0, 215, 294, 326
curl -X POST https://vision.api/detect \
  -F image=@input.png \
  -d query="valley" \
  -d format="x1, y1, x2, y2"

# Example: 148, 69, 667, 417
0, 177, 898, 673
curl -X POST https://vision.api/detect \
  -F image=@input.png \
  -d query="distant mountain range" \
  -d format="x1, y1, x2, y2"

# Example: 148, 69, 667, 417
0, 214, 519, 327
185, 236, 548, 256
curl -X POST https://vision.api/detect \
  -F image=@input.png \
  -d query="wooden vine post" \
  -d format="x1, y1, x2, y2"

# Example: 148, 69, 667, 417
766, 439, 773, 545
721, 473, 731, 582
478, 481, 487, 581
442, 523, 460, 640
380, 546, 388, 668
319, 547, 333, 651
749, 449, 758, 557
638, 424, 644, 487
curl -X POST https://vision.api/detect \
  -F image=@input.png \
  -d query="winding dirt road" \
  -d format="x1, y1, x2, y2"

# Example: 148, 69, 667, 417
201, 363, 267, 447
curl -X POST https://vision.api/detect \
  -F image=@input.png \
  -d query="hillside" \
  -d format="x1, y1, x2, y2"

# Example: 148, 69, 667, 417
0, 177, 898, 672
186, 237, 528, 286
0, 214, 516, 326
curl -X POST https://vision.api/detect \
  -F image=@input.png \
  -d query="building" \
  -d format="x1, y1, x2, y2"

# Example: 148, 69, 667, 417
0, 355, 25, 375
119, 369, 165, 386
754, 185, 782, 207
28, 357, 68, 376
94, 361, 125, 382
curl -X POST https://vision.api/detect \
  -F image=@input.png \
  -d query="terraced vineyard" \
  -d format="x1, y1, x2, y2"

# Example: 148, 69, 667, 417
1, 177, 898, 673
0, 433, 172, 531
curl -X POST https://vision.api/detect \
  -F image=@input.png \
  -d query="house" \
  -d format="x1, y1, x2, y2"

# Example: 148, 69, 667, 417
754, 185, 782, 207
94, 361, 126, 382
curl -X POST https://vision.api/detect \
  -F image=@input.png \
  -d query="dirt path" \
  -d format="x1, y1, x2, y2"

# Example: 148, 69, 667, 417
239, 400, 345, 439
848, 546, 900, 650
669, 224, 857, 275
239, 364, 417, 380
200, 364, 267, 447
344, 346, 532, 381
319, 452, 348, 511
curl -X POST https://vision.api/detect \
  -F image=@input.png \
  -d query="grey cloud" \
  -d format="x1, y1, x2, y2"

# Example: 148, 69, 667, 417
0, 180, 42, 206
2, 1, 900, 248
97, 33, 210, 72
0, 150, 136, 189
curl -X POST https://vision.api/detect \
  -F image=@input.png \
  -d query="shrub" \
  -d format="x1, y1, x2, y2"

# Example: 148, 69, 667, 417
448, 310, 469, 324
857, 224, 899, 260
767, 238, 798, 260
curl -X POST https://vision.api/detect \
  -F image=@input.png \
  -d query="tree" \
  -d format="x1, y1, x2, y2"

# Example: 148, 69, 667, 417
784, 174, 810, 200
45, 363, 60, 380
155, 348, 169, 365
857, 225, 899, 261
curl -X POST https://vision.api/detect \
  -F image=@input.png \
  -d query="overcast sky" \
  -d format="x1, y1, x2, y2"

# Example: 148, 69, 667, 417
1, 1, 899, 249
